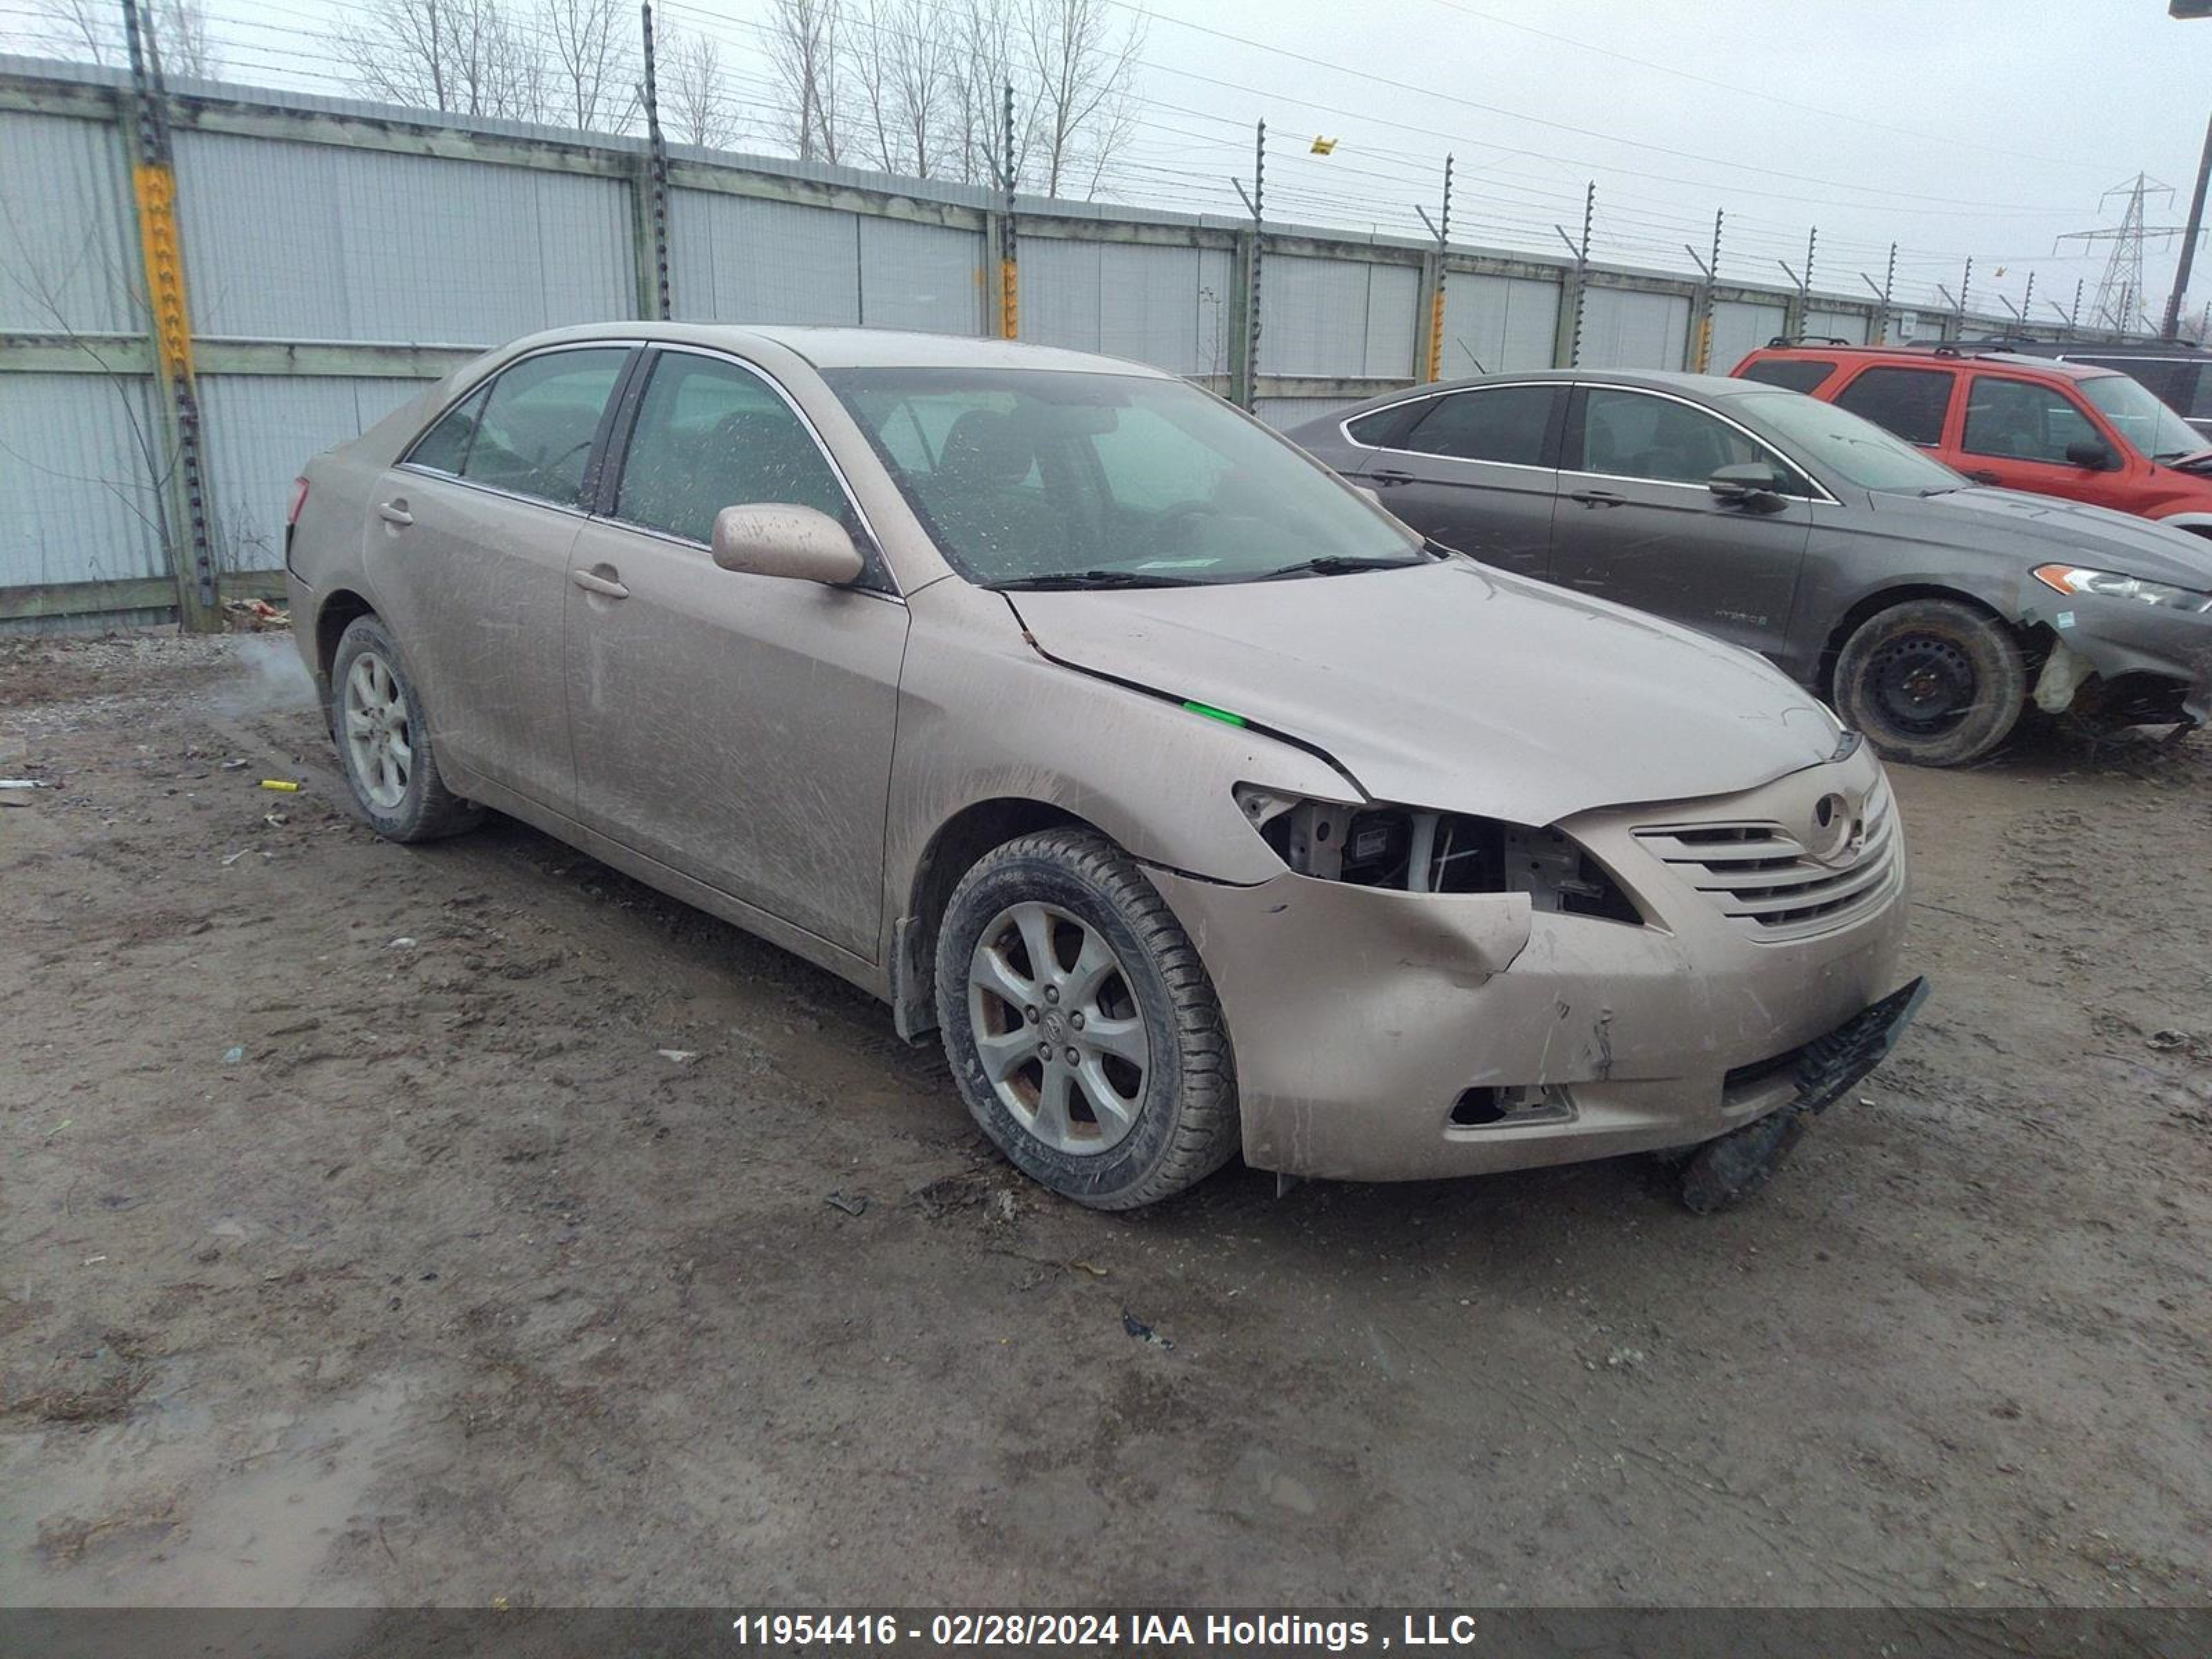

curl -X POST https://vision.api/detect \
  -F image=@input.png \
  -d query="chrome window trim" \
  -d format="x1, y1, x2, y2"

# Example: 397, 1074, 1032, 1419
602, 342, 904, 601
1569, 382, 1841, 507
1336, 381, 1559, 469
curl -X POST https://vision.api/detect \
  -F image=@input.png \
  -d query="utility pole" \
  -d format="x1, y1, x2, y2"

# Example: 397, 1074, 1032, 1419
1229, 120, 1265, 410
636, 2, 672, 319
120, 0, 219, 632
2163, 111, 2212, 339
1554, 181, 1595, 367
995, 82, 1018, 339
1414, 155, 1453, 382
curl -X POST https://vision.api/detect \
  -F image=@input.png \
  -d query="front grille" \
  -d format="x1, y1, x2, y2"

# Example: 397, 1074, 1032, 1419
1633, 774, 1900, 941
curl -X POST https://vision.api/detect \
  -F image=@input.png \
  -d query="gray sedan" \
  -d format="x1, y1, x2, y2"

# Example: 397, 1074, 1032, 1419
1291, 371, 2212, 766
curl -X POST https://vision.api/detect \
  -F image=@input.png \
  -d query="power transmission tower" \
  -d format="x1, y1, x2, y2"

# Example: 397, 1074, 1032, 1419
2060, 174, 2186, 336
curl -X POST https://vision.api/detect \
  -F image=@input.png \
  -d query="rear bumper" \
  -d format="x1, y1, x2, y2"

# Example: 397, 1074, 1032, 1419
1146, 755, 1914, 1183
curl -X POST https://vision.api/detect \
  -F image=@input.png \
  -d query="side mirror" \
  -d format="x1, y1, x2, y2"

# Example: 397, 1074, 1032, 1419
710, 503, 865, 586
2065, 438, 2117, 471
1708, 461, 1788, 510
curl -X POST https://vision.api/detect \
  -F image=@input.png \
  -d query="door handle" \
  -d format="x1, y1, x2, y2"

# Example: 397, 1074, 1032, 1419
1568, 489, 1625, 507
377, 500, 413, 526
1368, 468, 1416, 486
571, 568, 629, 600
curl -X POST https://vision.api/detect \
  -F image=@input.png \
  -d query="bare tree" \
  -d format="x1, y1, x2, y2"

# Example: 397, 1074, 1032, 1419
541, 0, 635, 132
155, 0, 221, 79
1020, 0, 1139, 199
24, 0, 123, 64
332, 0, 546, 120
661, 24, 741, 150
850, 0, 956, 177
946, 0, 1024, 189
765, 0, 843, 164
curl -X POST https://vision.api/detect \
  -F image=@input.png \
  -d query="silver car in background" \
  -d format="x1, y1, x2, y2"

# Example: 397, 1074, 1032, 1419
286, 324, 1922, 1212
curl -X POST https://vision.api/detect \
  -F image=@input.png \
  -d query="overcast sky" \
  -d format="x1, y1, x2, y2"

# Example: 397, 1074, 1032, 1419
7, 0, 2209, 324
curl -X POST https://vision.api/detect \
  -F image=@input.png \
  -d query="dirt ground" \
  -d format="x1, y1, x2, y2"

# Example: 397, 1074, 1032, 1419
2, 628, 2209, 1613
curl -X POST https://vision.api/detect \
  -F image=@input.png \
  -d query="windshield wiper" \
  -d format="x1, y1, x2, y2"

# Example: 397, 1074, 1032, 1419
1252, 554, 1423, 581
1917, 485, 1966, 496
990, 568, 1212, 590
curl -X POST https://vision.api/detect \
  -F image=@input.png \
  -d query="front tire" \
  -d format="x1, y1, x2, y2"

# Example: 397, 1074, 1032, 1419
935, 829, 1238, 1210
328, 615, 482, 842
1833, 599, 2026, 767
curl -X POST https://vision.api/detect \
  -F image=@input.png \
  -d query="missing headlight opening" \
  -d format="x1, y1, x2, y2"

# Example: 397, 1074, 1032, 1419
1235, 787, 1642, 922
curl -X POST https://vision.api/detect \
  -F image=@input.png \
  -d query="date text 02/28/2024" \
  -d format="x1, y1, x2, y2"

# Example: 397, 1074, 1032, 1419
728, 1613, 1485, 1649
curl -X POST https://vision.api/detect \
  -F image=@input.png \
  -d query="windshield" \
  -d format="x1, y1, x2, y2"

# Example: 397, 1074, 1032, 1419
2078, 372, 2204, 462
1727, 389, 1965, 491
825, 367, 1421, 586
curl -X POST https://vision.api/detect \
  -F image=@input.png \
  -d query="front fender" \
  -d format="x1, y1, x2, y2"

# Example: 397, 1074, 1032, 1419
884, 581, 1353, 903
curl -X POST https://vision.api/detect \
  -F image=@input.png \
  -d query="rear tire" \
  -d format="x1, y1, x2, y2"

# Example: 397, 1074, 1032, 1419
328, 615, 482, 842
1833, 599, 2026, 767
935, 829, 1239, 1210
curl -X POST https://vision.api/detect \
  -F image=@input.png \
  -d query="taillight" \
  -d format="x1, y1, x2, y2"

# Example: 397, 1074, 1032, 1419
286, 476, 310, 527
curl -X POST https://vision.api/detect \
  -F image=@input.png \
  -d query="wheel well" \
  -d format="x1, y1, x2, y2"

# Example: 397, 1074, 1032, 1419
1818, 585, 2022, 697
892, 797, 1092, 1041
315, 588, 376, 687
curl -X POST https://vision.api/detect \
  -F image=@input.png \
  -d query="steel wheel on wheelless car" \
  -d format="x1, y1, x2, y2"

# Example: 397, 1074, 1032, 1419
935, 828, 1239, 1209
1833, 598, 2027, 767
328, 615, 482, 842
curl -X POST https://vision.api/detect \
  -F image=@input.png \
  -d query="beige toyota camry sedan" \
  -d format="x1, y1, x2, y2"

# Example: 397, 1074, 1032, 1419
286, 324, 1924, 1212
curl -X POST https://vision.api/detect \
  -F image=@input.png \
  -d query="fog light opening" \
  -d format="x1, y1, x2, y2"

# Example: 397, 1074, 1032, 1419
1450, 1087, 1506, 1127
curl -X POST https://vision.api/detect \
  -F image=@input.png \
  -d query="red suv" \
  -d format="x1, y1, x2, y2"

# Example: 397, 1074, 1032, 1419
1732, 343, 2212, 538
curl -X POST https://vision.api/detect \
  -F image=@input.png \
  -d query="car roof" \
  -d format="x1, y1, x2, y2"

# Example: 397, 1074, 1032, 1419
1745, 342, 2119, 382
496, 321, 1173, 378
1375, 368, 1759, 397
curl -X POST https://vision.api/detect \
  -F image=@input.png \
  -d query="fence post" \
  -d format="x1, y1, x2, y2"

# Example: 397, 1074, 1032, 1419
995, 82, 1018, 339
120, 0, 221, 632
1228, 120, 1265, 411
632, 2, 672, 319
1551, 183, 1593, 368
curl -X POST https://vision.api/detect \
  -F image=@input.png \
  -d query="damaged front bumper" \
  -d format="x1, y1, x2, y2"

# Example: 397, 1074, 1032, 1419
1145, 762, 1914, 1184
2027, 594, 2212, 726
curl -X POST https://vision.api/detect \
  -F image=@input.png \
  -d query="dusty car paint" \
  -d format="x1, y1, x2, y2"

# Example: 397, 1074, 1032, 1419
288, 324, 1915, 1192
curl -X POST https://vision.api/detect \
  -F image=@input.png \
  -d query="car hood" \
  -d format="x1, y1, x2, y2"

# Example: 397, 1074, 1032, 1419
1006, 560, 1844, 826
1878, 486, 2212, 587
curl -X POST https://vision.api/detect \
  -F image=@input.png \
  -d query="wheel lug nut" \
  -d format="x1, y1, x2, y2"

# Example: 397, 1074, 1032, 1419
1024, 1006, 1039, 1023
1038, 1042, 1051, 1058
1064, 1047, 1079, 1065
1044, 986, 1059, 1004
1069, 1012, 1085, 1029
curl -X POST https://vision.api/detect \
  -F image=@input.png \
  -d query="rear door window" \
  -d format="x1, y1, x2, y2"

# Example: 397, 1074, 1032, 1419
1961, 377, 2100, 465
1399, 384, 1561, 465
1833, 366, 1953, 447
408, 383, 491, 476
440, 348, 630, 507
1740, 358, 1838, 393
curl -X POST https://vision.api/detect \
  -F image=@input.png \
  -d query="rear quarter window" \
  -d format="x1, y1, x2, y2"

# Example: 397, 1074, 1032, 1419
1740, 358, 1838, 393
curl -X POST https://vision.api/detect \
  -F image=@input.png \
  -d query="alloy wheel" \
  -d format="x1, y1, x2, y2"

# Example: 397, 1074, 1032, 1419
342, 650, 414, 811
966, 901, 1150, 1155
